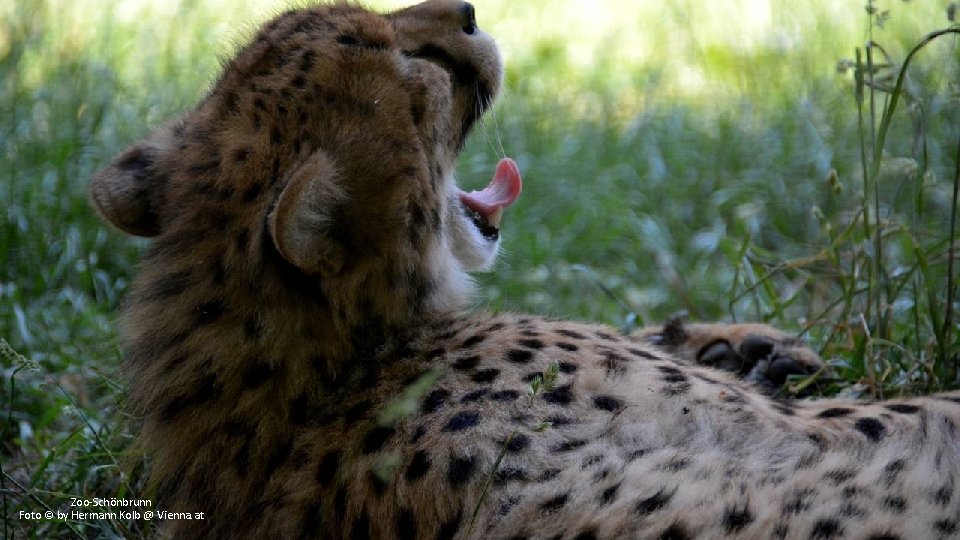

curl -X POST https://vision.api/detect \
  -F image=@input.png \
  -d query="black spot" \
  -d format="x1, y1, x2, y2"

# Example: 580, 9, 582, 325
141, 271, 194, 300
934, 484, 953, 506
161, 373, 220, 420
540, 493, 569, 514
188, 160, 221, 176
409, 424, 427, 444
461, 389, 488, 403
233, 438, 250, 476
505, 434, 530, 453
545, 415, 574, 426
558, 361, 578, 374
196, 299, 227, 326
839, 501, 867, 517
344, 400, 373, 423
436, 509, 462, 540
242, 316, 261, 339
334, 486, 347, 524
288, 393, 309, 425
773, 402, 796, 416
817, 407, 854, 418
722, 505, 754, 533
882, 496, 906, 512
885, 403, 921, 414
491, 390, 520, 401
299, 501, 321, 538
316, 450, 339, 486
782, 487, 815, 515
854, 417, 885, 442
593, 395, 623, 412
554, 439, 587, 452
538, 469, 561, 482
543, 384, 574, 405
351, 511, 371, 540
494, 467, 530, 484
574, 531, 597, 540
241, 359, 275, 390
663, 458, 691, 472
522, 371, 541, 383
659, 523, 691, 540
557, 329, 586, 340
811, 518, 843, 539
600, 483, 619, 505
596, 331, 619, 341
447, 455, 477, 486
581, 455, 604, 468
882, 458, 906, 486
405, 450, 431, 482
452, 355, 480, 370
241, 183, 263, 202
444, 411, 480, 432
506, 349, 534, 364
396, 509, 416, 540
422, 389, 451, 413
556, 342, 579, 352
865, 534, 900, 540
661, 372, 688, 384
628, 347, 658, 360
362, 426, 396, 454
636, 488, 675, 515
471, 369, 500, 384
462, 334, 486, 347
935, 520, 958, 534
825, 468, 856, 485
425, 347, 446, 359
265, 437, 292, 471
300, 50, 316, 71
520, 339, 544, 349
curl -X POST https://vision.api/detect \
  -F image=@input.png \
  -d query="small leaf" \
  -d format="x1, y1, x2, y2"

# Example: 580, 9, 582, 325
532, 421, 553, 432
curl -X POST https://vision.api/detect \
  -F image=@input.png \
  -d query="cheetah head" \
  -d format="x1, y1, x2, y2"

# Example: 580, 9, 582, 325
89, 0, 521, 319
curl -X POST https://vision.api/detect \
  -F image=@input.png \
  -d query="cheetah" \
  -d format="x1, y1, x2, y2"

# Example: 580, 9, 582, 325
89, 1, 960, 538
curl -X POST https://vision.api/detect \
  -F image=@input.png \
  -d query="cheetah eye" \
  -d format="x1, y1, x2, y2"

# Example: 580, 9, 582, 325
336, 34, 389, 51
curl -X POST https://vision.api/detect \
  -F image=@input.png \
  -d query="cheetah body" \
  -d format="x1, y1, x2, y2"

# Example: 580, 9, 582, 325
89, 2, 960, 538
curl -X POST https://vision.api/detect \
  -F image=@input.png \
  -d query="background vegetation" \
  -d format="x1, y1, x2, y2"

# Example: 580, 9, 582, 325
2, 0, 958, 537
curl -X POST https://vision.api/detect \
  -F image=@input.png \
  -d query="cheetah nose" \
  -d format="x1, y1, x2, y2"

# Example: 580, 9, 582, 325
740, 335, 776, 362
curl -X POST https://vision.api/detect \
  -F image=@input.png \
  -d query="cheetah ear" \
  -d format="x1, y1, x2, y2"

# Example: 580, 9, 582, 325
268, 150, 349, 276
89, 123, 179, 237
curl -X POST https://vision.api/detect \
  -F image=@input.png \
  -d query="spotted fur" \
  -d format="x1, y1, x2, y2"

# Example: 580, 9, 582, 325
90, 1, 960, 538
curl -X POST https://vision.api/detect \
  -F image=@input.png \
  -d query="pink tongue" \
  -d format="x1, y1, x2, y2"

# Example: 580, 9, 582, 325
459, 158, 523, 216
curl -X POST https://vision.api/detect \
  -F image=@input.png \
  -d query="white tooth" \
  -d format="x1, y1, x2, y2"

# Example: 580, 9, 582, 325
487, 207, 503, 228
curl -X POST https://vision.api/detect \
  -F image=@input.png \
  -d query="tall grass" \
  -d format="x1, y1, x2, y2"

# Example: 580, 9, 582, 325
1, 0, 959, 537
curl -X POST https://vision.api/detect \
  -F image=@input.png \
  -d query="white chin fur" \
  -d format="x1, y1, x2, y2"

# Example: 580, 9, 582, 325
447, 196, 500, 272
422, 189, 500, 315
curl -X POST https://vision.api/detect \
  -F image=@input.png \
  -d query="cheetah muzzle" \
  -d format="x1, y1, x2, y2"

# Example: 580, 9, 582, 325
89, 1, 960, 539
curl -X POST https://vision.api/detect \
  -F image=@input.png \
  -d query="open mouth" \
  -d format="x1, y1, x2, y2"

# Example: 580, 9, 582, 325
462, 204, 501, 240
458, 158, 522, 241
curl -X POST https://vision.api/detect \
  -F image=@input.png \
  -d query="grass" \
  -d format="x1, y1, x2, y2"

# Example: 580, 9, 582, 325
1, 0, 959, 537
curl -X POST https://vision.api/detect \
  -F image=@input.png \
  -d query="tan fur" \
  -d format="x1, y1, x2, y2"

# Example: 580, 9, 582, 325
90, 2, 960, 538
